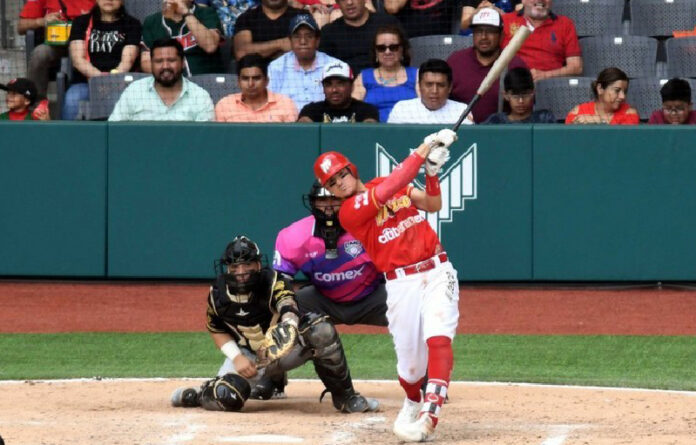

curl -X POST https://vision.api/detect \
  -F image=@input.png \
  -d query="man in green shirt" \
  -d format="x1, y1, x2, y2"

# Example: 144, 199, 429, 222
141, 0, 224, 75
109, 39, 214, 121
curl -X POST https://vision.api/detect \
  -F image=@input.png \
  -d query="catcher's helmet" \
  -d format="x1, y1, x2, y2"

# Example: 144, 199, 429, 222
314, 151, 358, 186
218, 235, 262, 294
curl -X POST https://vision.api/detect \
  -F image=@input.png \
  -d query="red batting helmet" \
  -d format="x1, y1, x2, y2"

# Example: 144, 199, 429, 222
314, 151, 358, 185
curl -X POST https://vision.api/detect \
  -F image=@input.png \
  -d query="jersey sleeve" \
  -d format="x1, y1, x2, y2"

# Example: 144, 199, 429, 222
273, 230, 300, 276
339, 185, 381, 233
124, 16, 143, 46
270, 273, 296, 312
562, 17, 582, 58
20, 0, 46, 19
68, 14, 88, 42
197, 6, 223, 33
205, 286, 227, 333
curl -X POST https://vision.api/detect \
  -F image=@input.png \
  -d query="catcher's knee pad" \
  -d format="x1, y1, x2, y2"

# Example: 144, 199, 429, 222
299, 312, 341, 358
199, 373, 251, 412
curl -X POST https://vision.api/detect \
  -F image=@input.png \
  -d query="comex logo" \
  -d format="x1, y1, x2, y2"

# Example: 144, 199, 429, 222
376, 142, 477, 237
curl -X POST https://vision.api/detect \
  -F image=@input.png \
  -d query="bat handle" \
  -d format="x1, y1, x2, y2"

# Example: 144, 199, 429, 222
452, 94, 480, 132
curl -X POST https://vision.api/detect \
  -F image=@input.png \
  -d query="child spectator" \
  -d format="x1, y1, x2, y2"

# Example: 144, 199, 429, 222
648, 78, 696, 125
0, 78, 49, 121
484, 67, 555, 124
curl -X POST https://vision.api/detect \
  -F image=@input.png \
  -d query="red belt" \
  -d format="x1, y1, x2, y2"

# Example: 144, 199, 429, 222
384, 252, 448, 281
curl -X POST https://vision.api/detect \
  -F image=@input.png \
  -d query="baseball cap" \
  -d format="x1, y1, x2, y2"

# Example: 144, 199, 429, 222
471, 7, 503, 29
289, 13, 319, 35
0, 78, 37, 105
322, 61, 353, 81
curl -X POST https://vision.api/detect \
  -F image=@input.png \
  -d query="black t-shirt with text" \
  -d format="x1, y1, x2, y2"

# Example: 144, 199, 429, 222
319, 12, 402, 74
394, 0, 462, 37
69, 12, 142, 84
299, 99, 380, 123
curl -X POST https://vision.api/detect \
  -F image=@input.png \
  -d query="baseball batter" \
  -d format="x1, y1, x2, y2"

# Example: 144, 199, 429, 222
313, 129, 460, 442
273, 181, 388, 327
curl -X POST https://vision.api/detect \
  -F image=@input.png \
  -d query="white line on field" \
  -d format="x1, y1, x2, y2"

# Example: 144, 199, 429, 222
0, 378, 694, 396
540, 425, 575, 445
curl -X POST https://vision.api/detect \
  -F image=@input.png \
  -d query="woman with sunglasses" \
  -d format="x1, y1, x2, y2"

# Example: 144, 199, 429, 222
483, 67, 556, 124
351, 25, 417, 122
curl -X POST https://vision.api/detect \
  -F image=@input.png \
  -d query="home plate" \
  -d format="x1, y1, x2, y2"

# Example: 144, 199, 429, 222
218, 435, 303, 443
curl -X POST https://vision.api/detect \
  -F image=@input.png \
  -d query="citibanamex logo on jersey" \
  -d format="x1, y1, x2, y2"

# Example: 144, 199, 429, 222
375, 142, 478, 237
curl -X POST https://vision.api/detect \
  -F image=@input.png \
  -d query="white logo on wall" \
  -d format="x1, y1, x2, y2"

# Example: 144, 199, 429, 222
376, 142, 477, 237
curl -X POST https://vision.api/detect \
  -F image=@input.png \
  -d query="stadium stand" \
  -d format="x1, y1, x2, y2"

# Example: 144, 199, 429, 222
534, 77, 594, 123
627, 77, 696, 121
80, 72, 149, 120
580, 35, 658, 79
123, 0, 162, 23
551, 0, 625, 37
629, 0, 696, 37
665, 37, 696, 78
190, 73, 240, 105
409, 35, 473, 70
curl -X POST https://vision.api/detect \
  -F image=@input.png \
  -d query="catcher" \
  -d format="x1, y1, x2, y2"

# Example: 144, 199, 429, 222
170, 235, 379, 413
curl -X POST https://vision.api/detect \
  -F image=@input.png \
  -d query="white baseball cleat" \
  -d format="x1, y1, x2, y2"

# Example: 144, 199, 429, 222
393, 396, 424, 429
393, 414, 436, 442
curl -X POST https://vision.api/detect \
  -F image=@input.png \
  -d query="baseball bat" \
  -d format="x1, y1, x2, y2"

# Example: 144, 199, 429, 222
451, 25, 532, 132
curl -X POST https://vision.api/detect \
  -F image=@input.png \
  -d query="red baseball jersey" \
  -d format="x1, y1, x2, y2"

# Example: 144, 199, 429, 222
339, 177, 442, 273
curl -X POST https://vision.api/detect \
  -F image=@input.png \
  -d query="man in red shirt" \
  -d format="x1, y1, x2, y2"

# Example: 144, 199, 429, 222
19, 0, 95, 99
313, 128, 459, 442
501, 0, 582, 81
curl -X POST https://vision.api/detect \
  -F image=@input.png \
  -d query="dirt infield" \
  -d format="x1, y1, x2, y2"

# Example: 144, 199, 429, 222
0, 379, 694, 445
1, 281, 696, 444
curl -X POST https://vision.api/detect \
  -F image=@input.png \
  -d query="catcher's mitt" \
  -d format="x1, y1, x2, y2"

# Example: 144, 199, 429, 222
256, 322, 298, 368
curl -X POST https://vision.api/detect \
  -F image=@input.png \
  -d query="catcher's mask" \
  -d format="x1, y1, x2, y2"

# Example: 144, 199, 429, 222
216, 235, 263, 294
303, 181, 345, 259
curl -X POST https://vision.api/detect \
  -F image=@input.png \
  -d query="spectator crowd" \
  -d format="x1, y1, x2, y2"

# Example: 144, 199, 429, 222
4, 0, 694, 125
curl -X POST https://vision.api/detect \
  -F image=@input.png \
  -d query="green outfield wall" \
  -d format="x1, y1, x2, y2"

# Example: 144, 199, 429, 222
1, 122, 695, 281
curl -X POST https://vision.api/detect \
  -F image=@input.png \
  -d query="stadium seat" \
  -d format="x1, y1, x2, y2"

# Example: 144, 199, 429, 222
627, 77, 696, 121
534, 77, 594, 122
190, 73, 240, 105
666, 37, 696, 78
82, 72, 149, 120
580, 35, 658, 78
409, 35, 472, 68
124, 0, 162, 22
551, 0, 624, 37
629, 0, 696, 37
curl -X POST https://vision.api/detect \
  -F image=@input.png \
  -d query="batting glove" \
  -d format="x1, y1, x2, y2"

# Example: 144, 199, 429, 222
423, 129, 458, 150
425, 146, 451, 176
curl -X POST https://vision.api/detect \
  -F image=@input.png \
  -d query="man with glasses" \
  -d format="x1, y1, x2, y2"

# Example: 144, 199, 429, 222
447, 7, 526, 123
319, 0, 401, 74
387, 58, 474, 125
648, 78, 696, 125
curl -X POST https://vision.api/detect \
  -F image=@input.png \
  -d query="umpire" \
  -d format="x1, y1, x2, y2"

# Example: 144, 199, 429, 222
170, 235, 379, 413
273, 181, 388, 326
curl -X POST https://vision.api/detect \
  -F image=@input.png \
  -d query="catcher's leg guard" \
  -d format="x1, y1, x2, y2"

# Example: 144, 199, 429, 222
199, 373, 251, 412
249, 372, 288, 400
300, 312, 379, 413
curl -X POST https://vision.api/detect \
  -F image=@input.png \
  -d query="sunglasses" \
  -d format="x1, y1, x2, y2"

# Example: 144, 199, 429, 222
375, 44, 401, 53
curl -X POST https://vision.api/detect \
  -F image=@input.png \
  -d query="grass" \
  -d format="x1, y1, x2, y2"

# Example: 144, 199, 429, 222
1, 333, 694, 391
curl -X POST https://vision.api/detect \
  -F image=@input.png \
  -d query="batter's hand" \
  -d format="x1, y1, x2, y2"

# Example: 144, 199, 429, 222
424, 129, 458, 150
425, 146, 451, 176
233, 354, 257, 379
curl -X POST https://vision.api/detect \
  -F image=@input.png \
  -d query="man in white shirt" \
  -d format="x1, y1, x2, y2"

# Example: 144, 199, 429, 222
387, 58, 474, 125
267, 13, 343, 110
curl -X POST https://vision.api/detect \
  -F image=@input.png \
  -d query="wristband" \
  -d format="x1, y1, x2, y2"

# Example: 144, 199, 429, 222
425, 174, 441, 196
220, 340, 241, 361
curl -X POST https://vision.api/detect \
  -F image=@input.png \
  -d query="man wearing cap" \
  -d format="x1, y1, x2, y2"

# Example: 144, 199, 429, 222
19, 0, 96, 99
0, 78, 49, 121
267, 14, 345, 110
234, 0, 304, 61
298, 61, 379, 122
447, 7, 527, 123
215, 53, 299, 122
502, 0, 582, 81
